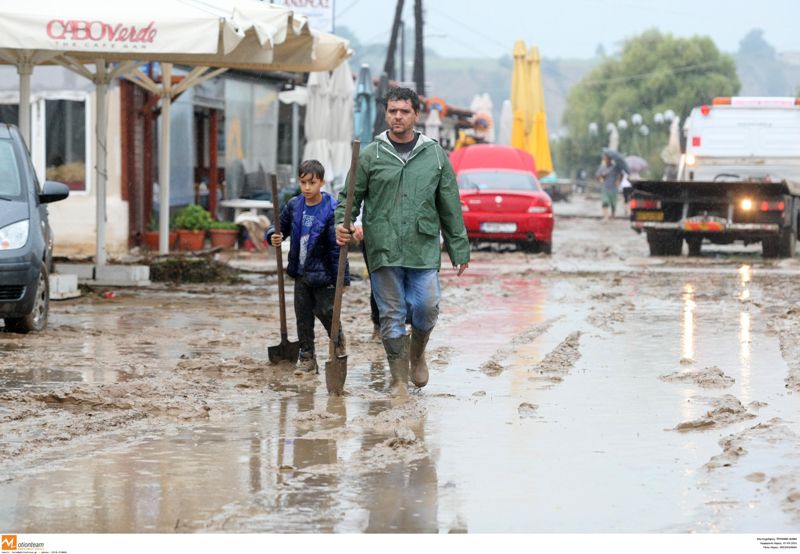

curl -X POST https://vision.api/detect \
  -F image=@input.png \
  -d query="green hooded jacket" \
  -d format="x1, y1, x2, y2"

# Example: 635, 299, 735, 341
335, 131, 470, 272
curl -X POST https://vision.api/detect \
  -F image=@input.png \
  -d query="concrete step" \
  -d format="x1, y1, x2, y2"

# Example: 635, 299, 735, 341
53, 263, 151, 287
49, 273, 81, 300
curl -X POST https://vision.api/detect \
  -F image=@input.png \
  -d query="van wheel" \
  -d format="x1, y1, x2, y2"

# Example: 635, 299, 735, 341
5, 266, 49, 333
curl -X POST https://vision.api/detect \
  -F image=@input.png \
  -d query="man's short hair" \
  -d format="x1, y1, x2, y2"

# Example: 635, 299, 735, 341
298, 159, 325, 180
384, 87, 420, 113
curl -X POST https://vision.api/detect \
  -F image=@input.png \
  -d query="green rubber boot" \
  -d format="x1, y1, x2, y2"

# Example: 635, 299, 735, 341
382, 335, 410, 396
410, 327, 432, 388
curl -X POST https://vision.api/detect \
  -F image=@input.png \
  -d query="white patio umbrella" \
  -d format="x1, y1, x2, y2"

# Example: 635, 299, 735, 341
424, 108, 442, 142
661, 117, 682, 165
0, 0, 350, 262
328, 60, 355, 193
303, 70, 333, 191
480, 93, 495, 143
497, 99, 513, 146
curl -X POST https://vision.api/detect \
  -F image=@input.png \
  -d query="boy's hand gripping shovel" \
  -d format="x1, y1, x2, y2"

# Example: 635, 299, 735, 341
325, 140, 360, 395
268, 174, 301, 364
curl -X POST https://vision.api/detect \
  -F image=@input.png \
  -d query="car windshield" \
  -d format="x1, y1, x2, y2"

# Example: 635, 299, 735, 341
458, 170, 541, 192
0, 140, 22, 198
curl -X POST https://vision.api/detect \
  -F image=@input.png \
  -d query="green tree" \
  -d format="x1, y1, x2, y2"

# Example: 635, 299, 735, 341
560, 29, 739, 179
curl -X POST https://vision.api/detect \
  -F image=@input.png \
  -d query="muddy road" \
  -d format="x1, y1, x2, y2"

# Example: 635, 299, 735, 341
2, 212, 800, 533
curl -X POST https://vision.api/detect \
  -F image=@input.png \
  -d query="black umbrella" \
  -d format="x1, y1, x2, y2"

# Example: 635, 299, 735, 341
602, 147, 629, 173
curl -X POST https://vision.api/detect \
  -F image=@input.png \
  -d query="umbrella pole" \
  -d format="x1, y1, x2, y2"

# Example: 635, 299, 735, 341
95, 60, 109, 270
17, 62, 32, 148
158, 63, 172, 255
291, 102, 299, 178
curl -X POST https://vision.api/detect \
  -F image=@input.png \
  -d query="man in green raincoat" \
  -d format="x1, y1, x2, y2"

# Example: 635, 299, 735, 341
335, 87, 470, 396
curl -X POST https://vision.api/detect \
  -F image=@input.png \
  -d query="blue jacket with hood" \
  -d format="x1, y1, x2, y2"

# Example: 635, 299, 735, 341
267, 192, 349, 287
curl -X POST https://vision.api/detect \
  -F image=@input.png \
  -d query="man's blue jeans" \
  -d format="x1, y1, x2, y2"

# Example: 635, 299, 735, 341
370, 267, 440, 339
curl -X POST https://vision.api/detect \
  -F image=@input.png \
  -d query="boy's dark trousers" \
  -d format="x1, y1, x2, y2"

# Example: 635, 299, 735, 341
294, 278, 343, 357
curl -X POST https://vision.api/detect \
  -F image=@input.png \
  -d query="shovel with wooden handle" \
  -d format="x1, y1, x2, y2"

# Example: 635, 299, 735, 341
268, 174, 300, 364
325, 140, 360, 395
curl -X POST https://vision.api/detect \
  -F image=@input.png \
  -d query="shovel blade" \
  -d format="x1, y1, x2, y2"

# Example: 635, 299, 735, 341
268, 340, 301, 364
324, 355, 348, 396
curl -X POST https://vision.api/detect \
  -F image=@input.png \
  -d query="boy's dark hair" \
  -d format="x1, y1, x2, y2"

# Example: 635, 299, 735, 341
298, 159, 325, 180
384, 87, 420, 113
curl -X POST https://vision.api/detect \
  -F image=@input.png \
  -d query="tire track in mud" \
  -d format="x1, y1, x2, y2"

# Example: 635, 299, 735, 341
477, 317, 562, 376
529, 330, 582, 386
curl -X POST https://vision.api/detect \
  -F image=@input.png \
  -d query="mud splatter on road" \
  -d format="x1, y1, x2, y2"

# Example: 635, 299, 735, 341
672, 394, 757, 432
659, 366, 736, 389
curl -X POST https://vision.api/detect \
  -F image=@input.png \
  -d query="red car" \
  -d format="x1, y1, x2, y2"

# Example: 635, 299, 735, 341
450, 144, 553, 253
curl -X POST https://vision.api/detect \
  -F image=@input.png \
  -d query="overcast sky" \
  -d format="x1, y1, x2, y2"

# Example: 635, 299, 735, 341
334, 0, 800, 59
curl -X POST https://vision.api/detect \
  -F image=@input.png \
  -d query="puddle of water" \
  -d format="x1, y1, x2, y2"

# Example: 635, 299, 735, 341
0, 270, 797, 533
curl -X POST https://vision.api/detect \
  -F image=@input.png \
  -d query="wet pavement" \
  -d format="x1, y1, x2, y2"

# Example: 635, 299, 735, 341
2, 207, 800, 533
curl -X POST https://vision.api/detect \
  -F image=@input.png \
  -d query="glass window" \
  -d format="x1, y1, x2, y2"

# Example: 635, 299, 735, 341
0, 104, 19, 126
45, 99, 86, 192
458, 170, 541, 191
0, 140, 23, 198
224, 79, 279, 200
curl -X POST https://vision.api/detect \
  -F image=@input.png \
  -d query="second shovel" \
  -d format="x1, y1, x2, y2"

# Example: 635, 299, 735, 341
325, 140, 360, 395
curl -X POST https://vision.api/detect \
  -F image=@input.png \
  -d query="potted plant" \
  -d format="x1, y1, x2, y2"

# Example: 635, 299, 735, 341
173, 204, 213, 251
208, 220, 240, 249
142, 214, 177, 251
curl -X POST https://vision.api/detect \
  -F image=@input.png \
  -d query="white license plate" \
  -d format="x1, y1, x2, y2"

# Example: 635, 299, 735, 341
480, 222, 517, 233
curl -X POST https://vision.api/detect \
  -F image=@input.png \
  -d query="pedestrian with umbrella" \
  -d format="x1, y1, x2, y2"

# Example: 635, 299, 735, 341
596, 148, 627, 222
621, 155, 649, 216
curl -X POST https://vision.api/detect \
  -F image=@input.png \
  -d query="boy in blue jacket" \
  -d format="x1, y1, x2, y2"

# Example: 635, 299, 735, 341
267, 160, 348, 373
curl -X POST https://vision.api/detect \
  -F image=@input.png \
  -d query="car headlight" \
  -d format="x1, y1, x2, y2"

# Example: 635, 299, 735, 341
0, 220, 29, 250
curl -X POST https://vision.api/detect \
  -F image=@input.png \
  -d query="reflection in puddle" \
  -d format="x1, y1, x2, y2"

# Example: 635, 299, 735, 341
738, 264, 751, 302
0, 367, 85, 393
682, 283, 696, 361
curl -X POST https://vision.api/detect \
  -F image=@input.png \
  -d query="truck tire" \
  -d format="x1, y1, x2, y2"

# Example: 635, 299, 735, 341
647, 232, 682, 256
646, 231, 664, 256
778, 227, 796, 258
687, 238, 702, 257
763, 228, 796, 258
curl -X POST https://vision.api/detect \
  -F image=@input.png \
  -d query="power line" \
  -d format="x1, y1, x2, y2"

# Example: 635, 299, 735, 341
335, 0, 364, 19
581, 60, 729, 87
426, 5, 509, 53
425, 22, 492, 59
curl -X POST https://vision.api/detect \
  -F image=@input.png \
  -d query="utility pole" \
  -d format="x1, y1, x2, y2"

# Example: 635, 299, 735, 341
383, 0, 405, 81
399, 20, 405, 82
413, 0, 425, 96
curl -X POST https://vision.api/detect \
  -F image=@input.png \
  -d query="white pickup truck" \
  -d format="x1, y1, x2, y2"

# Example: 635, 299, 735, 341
630, 97, 800, 257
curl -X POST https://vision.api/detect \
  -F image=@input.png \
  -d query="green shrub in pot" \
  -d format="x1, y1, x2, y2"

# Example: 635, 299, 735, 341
173, 204, 213, 231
